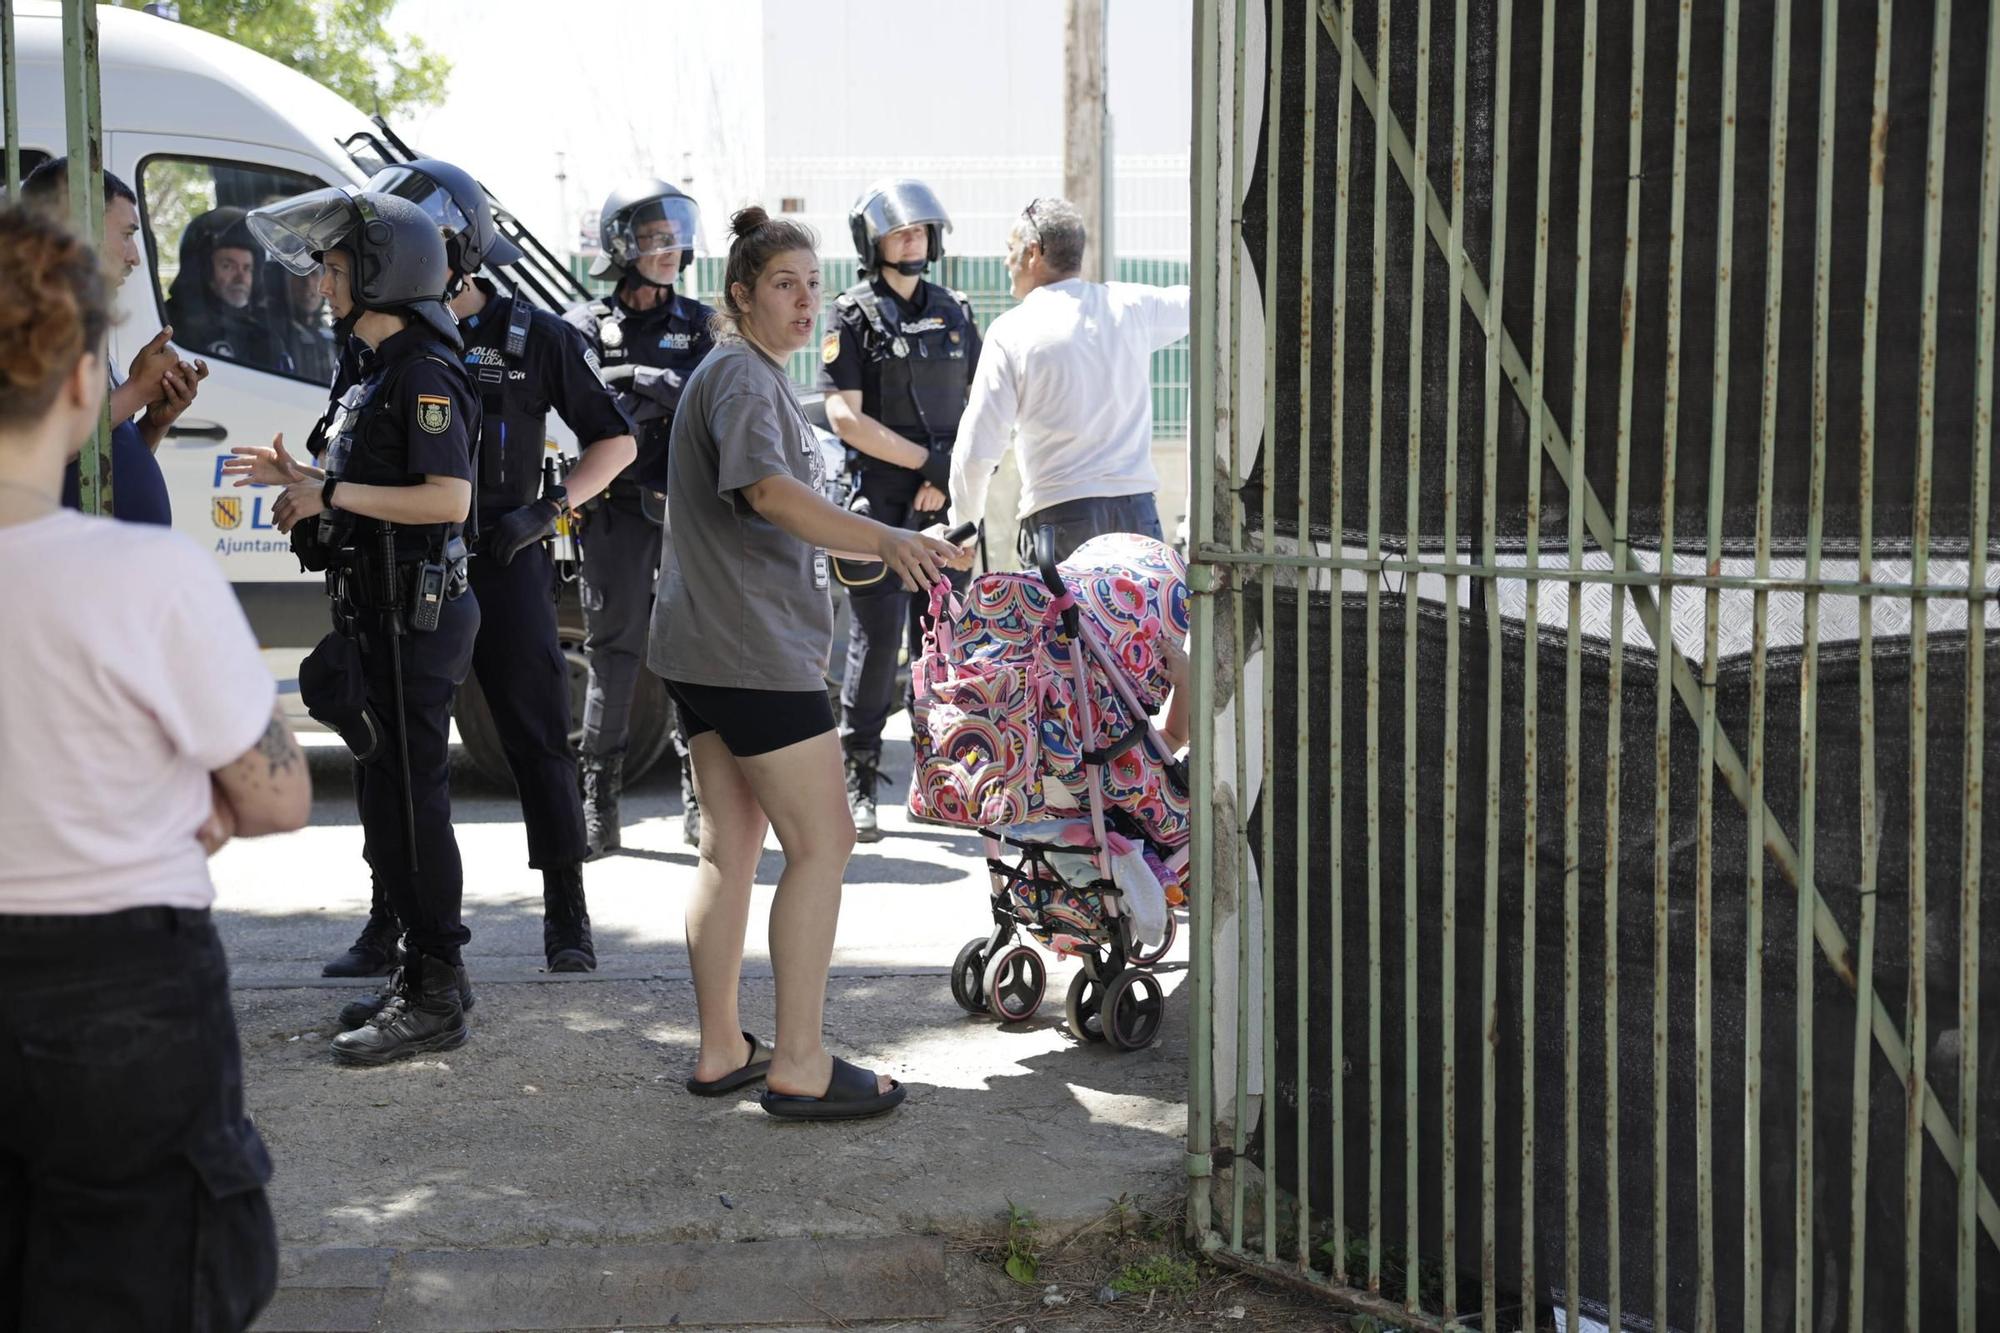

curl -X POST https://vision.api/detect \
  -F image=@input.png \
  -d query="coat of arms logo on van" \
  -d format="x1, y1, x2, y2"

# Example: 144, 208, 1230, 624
211, 496, 243, 530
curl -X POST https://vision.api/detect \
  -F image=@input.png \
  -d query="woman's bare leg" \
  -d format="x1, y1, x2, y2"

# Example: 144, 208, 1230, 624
684, 731, 771, 1084
734, 729, 892, 1097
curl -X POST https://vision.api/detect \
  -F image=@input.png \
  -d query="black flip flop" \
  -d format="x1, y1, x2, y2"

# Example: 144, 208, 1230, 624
685, 1031, 772, 1097
759, 1055, 907, 1121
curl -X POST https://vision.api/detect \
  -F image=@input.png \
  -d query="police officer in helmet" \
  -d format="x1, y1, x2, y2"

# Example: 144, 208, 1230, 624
235, 187, 482, 1065
564, 177, 717, 853
820, 178, 981, 841
315, 160, 638, 992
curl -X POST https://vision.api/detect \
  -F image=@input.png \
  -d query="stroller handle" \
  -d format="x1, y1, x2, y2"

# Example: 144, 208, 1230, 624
1031, 523, 1082, 638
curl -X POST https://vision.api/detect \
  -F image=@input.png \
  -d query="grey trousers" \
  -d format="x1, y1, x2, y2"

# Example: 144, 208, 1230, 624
578, 497, 662, 761
1016, 492, 1165, 567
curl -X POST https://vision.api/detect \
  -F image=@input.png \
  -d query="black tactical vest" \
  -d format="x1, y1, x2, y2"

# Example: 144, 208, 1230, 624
834, 280, 975, 446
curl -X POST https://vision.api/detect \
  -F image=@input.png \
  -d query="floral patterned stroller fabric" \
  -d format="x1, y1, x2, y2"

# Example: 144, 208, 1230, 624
908, 533, 1191, 849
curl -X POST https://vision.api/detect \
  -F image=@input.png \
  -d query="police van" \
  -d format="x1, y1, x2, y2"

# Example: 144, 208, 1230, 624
10, 2, 730, 783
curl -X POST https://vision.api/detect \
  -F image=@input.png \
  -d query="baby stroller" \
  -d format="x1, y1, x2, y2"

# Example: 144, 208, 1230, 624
908, 528, 1191, 1052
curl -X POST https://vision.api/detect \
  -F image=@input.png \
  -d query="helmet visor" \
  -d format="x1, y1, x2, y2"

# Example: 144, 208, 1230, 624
855, 180, 951, 245
367, 167, 475, 244
618, 195, 700, 258
246, 186, 362, 276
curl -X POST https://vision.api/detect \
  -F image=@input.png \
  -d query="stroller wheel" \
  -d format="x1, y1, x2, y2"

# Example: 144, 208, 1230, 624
1128, 912, 1179, 968
1102, 968, 1166, 1052
951, 937, 992, 1015
1065, 969, 1107, 1043
985, 945, 1047, 1023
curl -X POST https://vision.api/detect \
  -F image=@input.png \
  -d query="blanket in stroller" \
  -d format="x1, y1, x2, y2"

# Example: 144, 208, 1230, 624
908, 533, 1191, 847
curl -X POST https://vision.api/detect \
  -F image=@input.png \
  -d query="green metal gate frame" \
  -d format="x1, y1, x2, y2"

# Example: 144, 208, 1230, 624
1183, 1, 1997, 1329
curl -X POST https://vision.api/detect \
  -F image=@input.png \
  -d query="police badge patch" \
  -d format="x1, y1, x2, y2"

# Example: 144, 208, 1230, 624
416, 394, 452, 434
821, 331, 841, 365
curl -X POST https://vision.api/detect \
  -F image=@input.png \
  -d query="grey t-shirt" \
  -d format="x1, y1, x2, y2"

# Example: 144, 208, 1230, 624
650, 339, 833, 691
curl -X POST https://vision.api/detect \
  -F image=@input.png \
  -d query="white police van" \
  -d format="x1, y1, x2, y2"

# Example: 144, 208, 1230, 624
11, 2, 788, 783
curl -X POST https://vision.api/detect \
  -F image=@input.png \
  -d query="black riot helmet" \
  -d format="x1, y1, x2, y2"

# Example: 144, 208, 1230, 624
591, 177, 701, 286
247, 187, 462, 350
366, 157, 524, 280
848, 178, 951, 276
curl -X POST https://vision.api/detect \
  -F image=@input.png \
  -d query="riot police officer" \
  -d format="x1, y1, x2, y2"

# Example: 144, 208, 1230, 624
820, 179, 981, 840
241, 187, 482, 1065
564, 178, 717, 852
376, 160, 638, 975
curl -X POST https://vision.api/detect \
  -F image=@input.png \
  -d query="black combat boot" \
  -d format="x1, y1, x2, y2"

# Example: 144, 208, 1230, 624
337, 962, 475, 1031
543, 863, 596, 972
845, 745, 884, 844
330, 952, 468, 1066
321, 894, 401, 978
678, 748, 701, 847
581, 753, 624, 859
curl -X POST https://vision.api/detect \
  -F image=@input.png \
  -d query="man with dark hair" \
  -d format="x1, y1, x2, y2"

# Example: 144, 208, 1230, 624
22, 157, 206, 525
948, 195, 1189, 565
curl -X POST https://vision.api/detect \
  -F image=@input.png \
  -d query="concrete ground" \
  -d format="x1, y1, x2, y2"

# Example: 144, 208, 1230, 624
216, 714, 1194, 1330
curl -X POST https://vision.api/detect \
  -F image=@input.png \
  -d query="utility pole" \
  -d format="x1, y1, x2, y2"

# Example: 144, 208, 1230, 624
1062, 0, 1110, 280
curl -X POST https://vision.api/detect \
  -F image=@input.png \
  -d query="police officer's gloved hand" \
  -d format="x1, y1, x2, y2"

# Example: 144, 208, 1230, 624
918, 446, 952, 489
486, 499, 560, 566
599, 363, 638, 386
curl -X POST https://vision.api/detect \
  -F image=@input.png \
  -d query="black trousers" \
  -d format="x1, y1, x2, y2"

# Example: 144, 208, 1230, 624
0, 908, 277, 1332
356, 590, 479, 965
838, 467, 965, 753
578, 494, 663, 762
466, 538, 587, 868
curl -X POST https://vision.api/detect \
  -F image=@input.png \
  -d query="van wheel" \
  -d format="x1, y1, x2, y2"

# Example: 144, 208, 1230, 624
453, 597, 676, 791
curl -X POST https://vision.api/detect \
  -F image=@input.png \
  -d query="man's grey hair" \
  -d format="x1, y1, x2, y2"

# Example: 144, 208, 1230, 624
1020, 196, 1086, 274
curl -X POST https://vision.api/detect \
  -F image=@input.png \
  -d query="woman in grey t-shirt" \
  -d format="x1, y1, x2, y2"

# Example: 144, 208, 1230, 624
655, 207, 966, 1120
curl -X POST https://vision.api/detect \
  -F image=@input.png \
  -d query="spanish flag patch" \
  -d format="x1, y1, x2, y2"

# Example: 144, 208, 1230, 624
416, 394, 451, 435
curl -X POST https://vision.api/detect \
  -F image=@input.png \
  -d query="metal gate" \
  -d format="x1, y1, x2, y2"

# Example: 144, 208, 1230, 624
1182, 2, 1998, 1330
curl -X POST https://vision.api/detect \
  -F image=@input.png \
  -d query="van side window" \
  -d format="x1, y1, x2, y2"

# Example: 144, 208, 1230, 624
140, 157, 340, 387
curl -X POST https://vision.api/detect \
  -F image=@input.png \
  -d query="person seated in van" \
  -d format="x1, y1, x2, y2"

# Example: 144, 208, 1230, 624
20, 157, 205, 525
272, 262, 339, 384
166, 206, 292, 374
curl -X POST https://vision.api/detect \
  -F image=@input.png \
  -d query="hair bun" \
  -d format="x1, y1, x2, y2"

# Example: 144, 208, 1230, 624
729, 206, 771, 239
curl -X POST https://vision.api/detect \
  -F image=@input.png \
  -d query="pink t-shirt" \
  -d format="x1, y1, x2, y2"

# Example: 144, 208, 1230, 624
0, 510, 276, 914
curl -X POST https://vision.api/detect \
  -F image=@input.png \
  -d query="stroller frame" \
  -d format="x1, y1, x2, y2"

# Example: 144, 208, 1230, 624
944, 526, 1187, 1052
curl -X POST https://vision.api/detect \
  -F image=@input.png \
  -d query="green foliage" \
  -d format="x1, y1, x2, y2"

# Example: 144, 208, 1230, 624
117, 0, 450, 117
1109, 1252, 1198, 1299
1002, 1200, 1040, 1285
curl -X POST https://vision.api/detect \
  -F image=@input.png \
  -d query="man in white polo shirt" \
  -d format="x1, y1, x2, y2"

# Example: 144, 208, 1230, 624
948, 196, 1191, 564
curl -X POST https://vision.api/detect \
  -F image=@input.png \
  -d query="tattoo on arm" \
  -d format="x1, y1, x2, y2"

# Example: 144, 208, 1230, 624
256, 715, 301, 780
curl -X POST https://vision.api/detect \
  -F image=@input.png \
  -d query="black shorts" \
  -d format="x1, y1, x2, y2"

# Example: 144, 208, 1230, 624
666, 680, 836, 757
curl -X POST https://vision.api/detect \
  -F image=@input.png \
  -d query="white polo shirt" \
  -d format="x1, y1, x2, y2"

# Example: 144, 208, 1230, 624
950, 278, 1191, 523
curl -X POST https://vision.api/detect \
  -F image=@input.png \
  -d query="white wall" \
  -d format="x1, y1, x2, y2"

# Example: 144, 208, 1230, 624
390, 0, 1190, 260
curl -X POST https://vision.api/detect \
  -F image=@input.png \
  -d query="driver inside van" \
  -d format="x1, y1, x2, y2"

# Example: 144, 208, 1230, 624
165, 206, 293, 375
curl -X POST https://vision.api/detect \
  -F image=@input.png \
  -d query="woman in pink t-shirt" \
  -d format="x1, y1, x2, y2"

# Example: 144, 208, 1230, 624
0, 205, 311, 1330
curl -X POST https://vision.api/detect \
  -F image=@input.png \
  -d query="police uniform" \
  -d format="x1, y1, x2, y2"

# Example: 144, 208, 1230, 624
562, 287, 715, 770
459, 278, 631, 880
313, 324, 482, 982
819, 274, 981, 767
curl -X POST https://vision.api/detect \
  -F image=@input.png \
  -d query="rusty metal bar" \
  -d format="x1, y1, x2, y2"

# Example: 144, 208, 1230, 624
1479, 3, 1514, 1327
1653, 15, 1696, 1332
1799, 0, 1839, 1327
1328, 0, 1357, 1286
1560, 2, 1599, 1323
1228, 0, 1251, 1261
1907, 5, 1952, 1325
1364, 0, 1389, 1293
1604, 6, 1648, 1328
1960, 6, 1999, 1325
3, 0, 19, 200
1440, 0, 1470, 1317
1401, 0, 1431, 1311
1522, 0, 1558, 1311
1293, 0, 1318, 1278
1847, 4, 1893, 1325
1258, 0, 1282, 1269
1743, 4, 1796, 1327
60, 0, 105, 516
